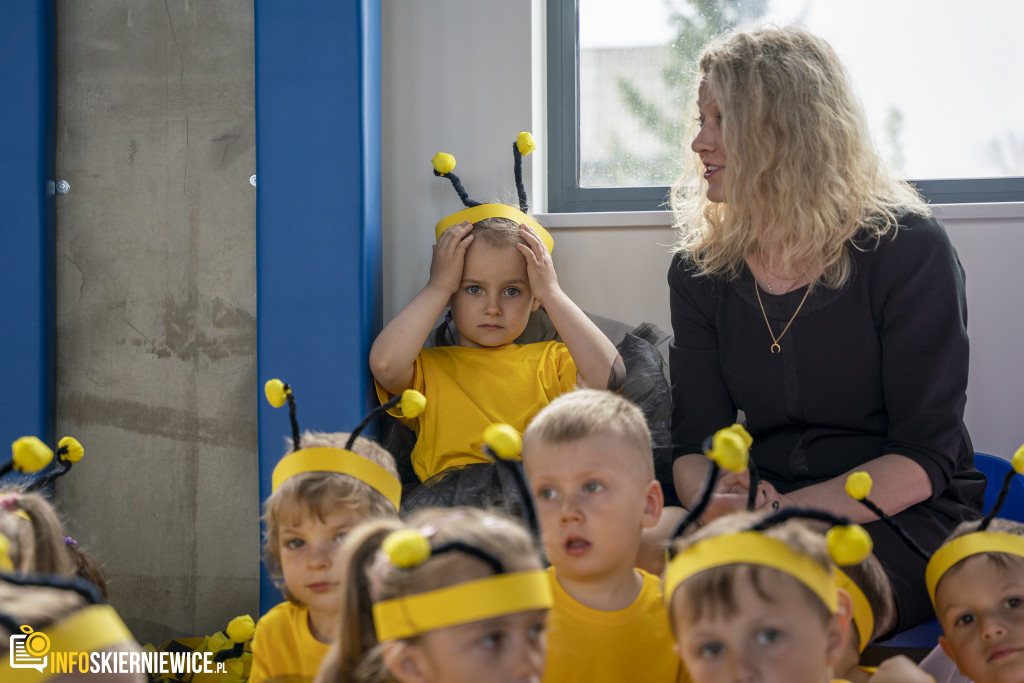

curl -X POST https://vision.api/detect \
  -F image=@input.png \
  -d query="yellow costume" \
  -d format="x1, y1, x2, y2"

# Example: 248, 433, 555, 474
376, 341, 577, 481
249, 601, 329, 683
543, 567, 689, 683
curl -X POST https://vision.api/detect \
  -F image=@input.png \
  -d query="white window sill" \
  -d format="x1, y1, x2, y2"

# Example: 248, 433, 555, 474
537, 202, 1024, 230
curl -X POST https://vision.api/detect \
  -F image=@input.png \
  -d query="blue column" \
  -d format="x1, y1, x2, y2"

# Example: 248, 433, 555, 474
254, 0, 382, 612
0, 3, 56, 460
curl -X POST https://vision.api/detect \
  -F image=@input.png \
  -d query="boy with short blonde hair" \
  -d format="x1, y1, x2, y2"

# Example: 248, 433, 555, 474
523, 389, 688, 682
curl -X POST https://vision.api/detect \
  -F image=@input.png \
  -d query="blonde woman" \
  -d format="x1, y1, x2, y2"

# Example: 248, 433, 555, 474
667, 24, 984, 634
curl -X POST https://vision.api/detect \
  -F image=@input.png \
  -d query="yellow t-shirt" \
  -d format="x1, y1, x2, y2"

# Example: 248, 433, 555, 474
249, 602, 330, 683
375, 342, 577, 481
543, 567, 690, 683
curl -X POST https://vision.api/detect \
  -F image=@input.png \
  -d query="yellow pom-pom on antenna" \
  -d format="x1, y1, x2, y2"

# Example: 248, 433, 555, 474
0, 533, 13, 572
432, 153, 456, 175
226, 615, 256, 643
484, 423, 522, 461
845, 472, 873, 501
11, 437, 53, 473
399, 390, 427, 419
516, 132, 537, 156
827, 524, 873, 566
264, 379, 289, 408
383, 529, 432, 569
57, 436, 84, 463
1012, 443, 1024, 474
706, 425, 750, 473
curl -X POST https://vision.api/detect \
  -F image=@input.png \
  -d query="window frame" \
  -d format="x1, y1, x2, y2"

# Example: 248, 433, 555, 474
546, 0, 1024, 213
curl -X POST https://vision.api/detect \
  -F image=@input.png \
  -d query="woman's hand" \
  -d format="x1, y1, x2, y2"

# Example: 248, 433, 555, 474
516, 224, 560, 305
427, 220, 474, 295
702, 469, 771, 522
869, 655, 936, 683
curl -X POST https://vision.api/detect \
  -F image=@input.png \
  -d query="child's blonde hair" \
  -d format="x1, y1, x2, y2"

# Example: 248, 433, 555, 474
668, 511, 833, 627
329, 507, 543, 683
469, 216, 526, 249
261, 432, 400, 599
0, 488, 75, 576
523, 389, 653, 477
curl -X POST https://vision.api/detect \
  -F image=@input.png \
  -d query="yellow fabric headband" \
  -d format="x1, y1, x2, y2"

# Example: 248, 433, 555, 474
435, 204, 554, 254
0, 605, 135, 683
664, 531, 839, 614
926, 531, 1024, 604
271, 447, 402, 512
372, 569, 552, 641
835, 568, 874, 653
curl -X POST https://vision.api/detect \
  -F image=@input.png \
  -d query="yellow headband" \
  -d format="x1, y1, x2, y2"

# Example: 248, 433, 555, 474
372, 569, 552, 641
835, 568, 874, 653
435, 204, 554, 254
664, 531, 839, 614
271, 447, 401, 511
926, 531, 1024, 604
0, 604, 135, 683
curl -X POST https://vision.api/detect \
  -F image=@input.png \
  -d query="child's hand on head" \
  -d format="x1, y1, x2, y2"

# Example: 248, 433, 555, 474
516, 223, 560, 304
428, 220, 474, 295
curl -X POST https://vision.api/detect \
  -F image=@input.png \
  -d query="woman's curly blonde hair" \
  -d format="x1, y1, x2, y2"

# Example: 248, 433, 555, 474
670, 24, 930, 289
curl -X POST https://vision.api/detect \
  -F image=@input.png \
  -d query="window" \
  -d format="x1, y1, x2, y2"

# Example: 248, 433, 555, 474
547, 0, 1024, 212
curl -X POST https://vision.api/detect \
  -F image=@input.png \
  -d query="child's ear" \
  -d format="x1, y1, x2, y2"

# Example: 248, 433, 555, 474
382, 641, 430, 683
824, 589, 854, 669
938, 635, 964, 674
641, 479, 665, 529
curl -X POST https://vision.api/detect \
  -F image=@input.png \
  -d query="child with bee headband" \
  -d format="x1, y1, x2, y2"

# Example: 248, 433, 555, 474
1, 436, 85, 577
251, 381, 418, 683
662, 426, 933, 683
369, 133, 624, 484
311, 506, 551, 683
849, 446, 1024, 683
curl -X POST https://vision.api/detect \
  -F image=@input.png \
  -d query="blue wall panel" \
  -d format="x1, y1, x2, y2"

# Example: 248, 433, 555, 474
255, 0, 382, 612
0, 3, 55, 463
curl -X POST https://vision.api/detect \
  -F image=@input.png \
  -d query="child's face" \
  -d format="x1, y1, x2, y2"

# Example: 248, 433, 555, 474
278, 505, 364, 617
449, 240, 539, 348
936, 555, 1024, 683
524, 433, 662, 585
672, 570, 846, 683
392, 609, 548, 683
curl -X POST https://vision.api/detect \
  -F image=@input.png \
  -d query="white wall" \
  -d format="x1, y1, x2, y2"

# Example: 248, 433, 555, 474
382, 2, 1024, 460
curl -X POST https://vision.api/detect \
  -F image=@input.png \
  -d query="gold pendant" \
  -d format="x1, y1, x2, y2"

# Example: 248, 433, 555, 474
770, 343, 781, 354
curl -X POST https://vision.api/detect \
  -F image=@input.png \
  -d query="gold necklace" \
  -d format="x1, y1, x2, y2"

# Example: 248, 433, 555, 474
758, 248, 808, 294
754, 277, 811, 354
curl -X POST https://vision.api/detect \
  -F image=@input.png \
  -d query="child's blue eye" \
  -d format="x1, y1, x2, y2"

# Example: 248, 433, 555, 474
756, 628, 782, 645
334, 531, 349, 543
283, 538, 304, 550
480, 632, 502, 650
537, 487, 557, 501
697, 642, 723, 659
583, 481, 604, 494
466, 285, 481, 295
504, 287, 521, 297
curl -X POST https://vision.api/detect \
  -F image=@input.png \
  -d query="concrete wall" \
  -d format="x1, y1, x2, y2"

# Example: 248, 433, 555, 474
54, 0, 258, 642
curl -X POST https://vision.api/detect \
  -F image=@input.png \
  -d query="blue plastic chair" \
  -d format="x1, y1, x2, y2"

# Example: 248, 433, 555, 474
873, 452, 1022, 650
